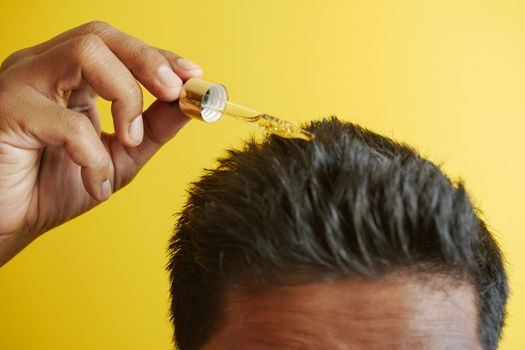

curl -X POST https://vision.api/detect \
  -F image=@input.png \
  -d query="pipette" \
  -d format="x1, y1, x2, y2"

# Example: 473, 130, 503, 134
178, 78, 314, 141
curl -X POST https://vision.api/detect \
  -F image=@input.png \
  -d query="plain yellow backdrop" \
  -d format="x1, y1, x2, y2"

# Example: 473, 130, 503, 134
0, 0, 524, 349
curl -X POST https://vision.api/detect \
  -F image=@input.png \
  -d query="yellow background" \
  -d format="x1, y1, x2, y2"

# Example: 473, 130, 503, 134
0, 0, 524, 349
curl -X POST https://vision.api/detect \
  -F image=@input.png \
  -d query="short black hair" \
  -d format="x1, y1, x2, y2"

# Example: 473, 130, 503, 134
168, 117, 508, 350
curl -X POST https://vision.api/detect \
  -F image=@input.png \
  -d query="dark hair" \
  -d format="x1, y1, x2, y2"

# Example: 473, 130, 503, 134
168, 117, 508, 350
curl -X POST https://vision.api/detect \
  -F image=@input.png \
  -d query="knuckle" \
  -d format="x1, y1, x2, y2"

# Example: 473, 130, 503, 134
63, 114, 108, 168
1, 49, 26, 72
136, 45, 157, 58
130, 45, 163, 70
125, 83, 142, 99
82, 20, 112, 35
71, 34, 105, 62
16, 111, 32, 135
64, 113, 91, 135
91, 147, 110, 169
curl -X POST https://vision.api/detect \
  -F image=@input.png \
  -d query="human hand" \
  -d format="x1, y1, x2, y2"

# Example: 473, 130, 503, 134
0, 21, 202, 265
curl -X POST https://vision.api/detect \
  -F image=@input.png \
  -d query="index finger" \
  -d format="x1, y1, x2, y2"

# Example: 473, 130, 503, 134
27, 21, 202, 101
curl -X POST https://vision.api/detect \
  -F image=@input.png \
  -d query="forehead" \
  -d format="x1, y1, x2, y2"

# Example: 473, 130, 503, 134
203, 272, 481, 350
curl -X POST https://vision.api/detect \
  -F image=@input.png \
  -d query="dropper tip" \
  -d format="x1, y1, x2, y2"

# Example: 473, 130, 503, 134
298, 129, 316, 141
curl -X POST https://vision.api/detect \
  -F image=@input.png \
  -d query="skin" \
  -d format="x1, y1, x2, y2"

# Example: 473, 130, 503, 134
204, 272, 482, 350
0, 21, 202, 266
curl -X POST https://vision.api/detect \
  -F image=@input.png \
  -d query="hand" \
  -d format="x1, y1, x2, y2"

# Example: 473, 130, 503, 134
0, 21, 202, 266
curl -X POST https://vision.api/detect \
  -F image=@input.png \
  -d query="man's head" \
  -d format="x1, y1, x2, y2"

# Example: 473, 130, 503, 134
168, 118, 508, 350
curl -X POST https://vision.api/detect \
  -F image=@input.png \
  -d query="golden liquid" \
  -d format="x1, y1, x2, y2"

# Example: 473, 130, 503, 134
231, 113, 315, 141
196, 98, 315, 141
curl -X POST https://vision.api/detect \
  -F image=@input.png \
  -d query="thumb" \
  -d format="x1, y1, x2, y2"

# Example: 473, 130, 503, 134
142, 100, 191, 145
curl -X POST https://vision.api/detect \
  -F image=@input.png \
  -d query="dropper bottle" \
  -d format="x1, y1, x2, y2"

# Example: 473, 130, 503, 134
178, 78, 314, 141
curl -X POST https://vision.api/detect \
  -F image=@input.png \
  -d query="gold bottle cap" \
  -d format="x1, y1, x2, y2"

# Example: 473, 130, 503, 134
179, 78, 228, 123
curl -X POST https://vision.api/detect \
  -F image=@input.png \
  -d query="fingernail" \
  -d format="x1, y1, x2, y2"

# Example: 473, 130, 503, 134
100, 179, 112, 201
176, 58, 202, 72
157, 65, 182, 88
129, 114, 144, 145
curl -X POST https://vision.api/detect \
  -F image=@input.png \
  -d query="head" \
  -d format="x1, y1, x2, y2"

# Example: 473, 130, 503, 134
168, 117, 508, 350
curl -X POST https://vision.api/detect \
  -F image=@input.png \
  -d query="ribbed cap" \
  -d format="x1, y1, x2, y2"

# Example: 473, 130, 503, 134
179, 78, 228, 123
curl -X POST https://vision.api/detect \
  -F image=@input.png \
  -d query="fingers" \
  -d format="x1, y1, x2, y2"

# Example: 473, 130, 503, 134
158, 49, 203, 81
33, 34, 144, 148
26, 21, 202, 101
104, 100, 190, 191
67, 83, 101, 134
29, 96, 112, 201
0, 48, 33, 73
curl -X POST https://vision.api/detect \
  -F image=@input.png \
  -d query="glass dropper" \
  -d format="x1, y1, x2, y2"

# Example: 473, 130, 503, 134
201, 94, 314, 141
178, 78, 315, 141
